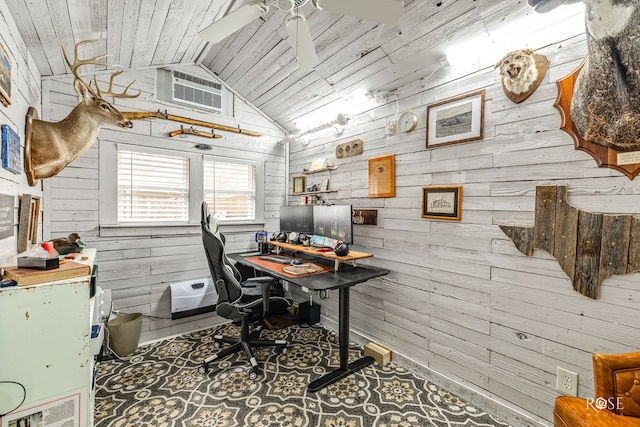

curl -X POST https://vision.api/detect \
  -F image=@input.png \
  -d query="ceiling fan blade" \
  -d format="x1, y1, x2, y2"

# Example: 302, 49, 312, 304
198, 2, 268, 44
314, 0, 404, 25
285, 14, 319, 70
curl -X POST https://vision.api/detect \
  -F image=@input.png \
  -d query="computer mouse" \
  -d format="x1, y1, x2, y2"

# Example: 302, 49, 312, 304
290, 259, 302, 265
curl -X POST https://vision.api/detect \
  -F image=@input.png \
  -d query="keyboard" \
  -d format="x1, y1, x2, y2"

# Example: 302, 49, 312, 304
259, 255, 292, 264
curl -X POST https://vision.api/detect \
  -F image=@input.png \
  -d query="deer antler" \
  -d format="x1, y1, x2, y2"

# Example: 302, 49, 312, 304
94, 70, 140, 99
62, 40, 139, 99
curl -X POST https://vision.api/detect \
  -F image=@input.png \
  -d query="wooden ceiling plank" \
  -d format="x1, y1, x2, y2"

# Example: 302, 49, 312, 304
134, 0, 172, 67
90, 0, 107, 41
173, 0, 232, 64
3, 0, 52, 75
67, 1, 94, 50
25, 0, 66, 75
150, 3, 185, 66
118, 0, 142, 68
183, 0, 236, 64
127, 0, 157, 68
106, 0, 125, 66
159, 1, 207, 66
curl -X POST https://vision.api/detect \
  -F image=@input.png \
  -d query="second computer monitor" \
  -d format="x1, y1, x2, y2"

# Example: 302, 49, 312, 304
279, 205, 314, 234
313, 204, 353, 244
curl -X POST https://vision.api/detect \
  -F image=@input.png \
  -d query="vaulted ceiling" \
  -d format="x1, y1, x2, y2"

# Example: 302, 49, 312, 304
5, 0, 573, 134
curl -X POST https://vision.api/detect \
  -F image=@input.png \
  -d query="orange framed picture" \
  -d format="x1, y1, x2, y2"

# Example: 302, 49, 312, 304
421, 186, 462, 221
368, 154, 395, 198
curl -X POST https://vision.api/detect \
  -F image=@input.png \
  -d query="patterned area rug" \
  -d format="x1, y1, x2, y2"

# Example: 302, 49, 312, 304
95, 324, 510, 426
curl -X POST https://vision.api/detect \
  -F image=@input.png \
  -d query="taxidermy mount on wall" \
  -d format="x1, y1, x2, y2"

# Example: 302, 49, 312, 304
25, 40, 139, 186
494, 48, 549, 103
529, 0, 640, 151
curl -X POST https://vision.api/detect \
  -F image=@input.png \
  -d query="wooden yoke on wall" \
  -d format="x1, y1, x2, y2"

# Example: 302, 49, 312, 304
500, 185, 640, 299
24, 40, 139, 187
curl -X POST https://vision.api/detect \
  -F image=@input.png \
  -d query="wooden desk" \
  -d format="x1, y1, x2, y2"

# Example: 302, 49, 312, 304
268, 240, 373, 271
228, 252, 388, 392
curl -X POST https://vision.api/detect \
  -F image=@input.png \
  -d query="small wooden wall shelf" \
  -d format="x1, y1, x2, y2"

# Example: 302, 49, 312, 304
301, 166, 337, 175
288, 190, 337, 196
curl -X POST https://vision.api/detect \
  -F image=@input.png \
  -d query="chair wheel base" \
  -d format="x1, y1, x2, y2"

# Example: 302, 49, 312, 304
249, 367, 260, 380
199, 364, 208, 374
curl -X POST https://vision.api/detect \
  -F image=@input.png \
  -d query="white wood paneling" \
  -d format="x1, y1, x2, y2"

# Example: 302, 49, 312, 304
0, 0, 42, 267
42, 64, 285, 343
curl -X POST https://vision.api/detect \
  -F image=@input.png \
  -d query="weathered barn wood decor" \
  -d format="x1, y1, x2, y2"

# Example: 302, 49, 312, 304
17, 194, 40, 253
529, 0, 640, 178
500, 185, 640, 299
352, 209, 377, 225
168, 126, 222, 139
123, 110, 262, 137
494, 49, 549, 104
335, 139, 363, 158
0, 194, 13, 240
25, 40, 139, 186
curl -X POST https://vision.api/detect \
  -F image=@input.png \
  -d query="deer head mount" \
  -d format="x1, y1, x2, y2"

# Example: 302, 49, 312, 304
25, 40, 140, 186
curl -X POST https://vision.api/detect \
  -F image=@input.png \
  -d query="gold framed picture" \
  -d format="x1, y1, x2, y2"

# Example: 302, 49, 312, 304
426, 89, 484, 148
421, 186, 462, 221
368, 154, 395, 198
292, 176, 305, 194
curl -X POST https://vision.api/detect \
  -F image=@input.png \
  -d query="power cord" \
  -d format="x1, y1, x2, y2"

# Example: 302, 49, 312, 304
0, 380, 26, 417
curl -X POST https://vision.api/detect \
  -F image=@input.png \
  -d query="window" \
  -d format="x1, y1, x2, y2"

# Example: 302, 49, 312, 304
100, 142, 264, 229
204, 160, 256, 221
118, 150, 189, 222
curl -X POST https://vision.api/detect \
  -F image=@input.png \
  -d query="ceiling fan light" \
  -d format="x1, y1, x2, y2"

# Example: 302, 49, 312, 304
276, 0, 295, 12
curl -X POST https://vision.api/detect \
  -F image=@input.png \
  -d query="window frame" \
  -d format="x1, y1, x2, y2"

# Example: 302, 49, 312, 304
99, 141, 264, 232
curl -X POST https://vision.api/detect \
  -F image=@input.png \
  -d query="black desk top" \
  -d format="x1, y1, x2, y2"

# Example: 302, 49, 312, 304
228, 253, 389, 291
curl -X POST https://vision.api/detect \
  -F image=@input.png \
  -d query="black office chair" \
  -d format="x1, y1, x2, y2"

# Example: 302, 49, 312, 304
199, 201, 289, 379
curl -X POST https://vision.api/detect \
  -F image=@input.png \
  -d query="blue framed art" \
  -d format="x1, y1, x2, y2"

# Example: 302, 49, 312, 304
1, 124, 21, 174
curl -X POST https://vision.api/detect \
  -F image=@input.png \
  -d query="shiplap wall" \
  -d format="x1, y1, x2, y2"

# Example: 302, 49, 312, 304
287, 19, 640, 427
0, 0, 41, 267
42, 65, 286, 342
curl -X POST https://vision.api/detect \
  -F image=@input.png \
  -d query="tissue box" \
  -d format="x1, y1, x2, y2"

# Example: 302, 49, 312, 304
17, 257, 59, 270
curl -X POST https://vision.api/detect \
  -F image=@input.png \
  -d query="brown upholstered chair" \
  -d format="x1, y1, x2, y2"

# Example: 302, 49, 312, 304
554, 352, 640, 426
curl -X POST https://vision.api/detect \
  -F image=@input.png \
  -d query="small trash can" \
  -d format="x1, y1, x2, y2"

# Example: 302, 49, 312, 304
106, 313, 142, 357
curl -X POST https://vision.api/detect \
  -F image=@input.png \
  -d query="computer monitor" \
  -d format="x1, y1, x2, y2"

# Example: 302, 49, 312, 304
313, 205, 353, 244
279, 205, 314, 234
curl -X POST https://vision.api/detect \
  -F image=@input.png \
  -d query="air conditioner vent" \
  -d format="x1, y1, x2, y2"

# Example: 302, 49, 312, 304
156, 69, 233, 115
173, 71, 222, 90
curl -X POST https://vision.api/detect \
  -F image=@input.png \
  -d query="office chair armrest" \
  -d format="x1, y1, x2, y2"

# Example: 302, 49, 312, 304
245, 276, 274, 283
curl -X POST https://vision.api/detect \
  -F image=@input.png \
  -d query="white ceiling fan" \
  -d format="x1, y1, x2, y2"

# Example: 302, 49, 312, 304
198, 0, 404, 70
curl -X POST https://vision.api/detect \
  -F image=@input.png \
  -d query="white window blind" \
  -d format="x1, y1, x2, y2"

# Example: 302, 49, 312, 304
118, 150, 189, 222
204, 159, 256, 221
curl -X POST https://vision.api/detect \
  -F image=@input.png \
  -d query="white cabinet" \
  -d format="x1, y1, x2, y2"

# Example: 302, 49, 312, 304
0, 249, 96, 427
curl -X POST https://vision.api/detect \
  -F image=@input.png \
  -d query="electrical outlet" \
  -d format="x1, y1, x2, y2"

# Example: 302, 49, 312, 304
557, 367, 579, 396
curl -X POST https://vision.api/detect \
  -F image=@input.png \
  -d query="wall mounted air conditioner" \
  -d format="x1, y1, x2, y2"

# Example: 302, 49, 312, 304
172, 71, 222, 112
156, 69, 233, 115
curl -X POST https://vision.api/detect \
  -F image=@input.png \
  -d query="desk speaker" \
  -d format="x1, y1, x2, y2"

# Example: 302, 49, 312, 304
299, 301, 320, 325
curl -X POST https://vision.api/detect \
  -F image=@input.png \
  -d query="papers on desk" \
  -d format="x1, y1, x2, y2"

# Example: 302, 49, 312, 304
282, 263, 325, 275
